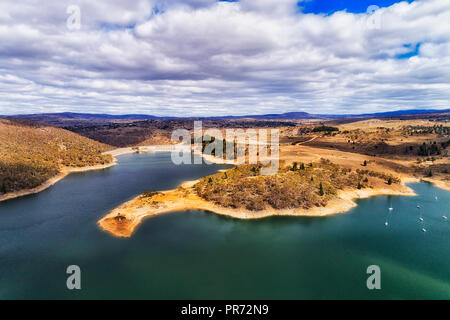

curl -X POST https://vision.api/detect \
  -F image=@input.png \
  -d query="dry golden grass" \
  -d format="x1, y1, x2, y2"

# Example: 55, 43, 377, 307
0, 119, 113, 194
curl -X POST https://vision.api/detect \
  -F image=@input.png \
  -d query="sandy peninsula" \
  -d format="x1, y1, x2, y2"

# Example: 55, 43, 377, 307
95, 142, 450, 238
98, 177, 416, 238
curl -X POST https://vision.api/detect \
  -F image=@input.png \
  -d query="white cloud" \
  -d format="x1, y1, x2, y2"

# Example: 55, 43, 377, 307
0, 0, 449, 116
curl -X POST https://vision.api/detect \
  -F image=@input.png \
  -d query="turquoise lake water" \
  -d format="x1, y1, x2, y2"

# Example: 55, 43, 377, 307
0, 152, 449, 299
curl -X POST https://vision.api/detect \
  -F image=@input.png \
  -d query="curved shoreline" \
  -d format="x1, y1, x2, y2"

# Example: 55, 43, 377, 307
0, 145, 177, 203
97, 178, 417, 238
0, 161, 117, 202
104, 145, 177, 157
421, 178, 450, 192
2, 142, 448, 221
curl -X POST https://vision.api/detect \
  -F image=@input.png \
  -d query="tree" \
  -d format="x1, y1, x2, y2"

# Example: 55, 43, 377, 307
291, 162, 298, 171
312, 125, 339, 133
300, 163, 305, 170
357, 181, 362, 189
387, 177, 393, 185
363, 160, 367, 166
319, 182, 324, 196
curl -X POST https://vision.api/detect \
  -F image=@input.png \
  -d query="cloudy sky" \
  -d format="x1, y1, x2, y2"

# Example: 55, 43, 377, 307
0, 0, 449, 116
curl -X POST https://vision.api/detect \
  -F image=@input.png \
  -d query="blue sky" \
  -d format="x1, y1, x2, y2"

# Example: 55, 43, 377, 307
0, 0, 449, 116
221, 0, 415, 14
299, 0, 414, 14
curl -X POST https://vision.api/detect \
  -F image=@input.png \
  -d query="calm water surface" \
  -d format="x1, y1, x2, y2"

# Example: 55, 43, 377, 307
0, 152, 449, 299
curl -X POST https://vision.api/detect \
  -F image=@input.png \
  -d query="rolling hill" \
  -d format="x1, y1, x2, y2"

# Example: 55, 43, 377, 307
0, 118, 113, 195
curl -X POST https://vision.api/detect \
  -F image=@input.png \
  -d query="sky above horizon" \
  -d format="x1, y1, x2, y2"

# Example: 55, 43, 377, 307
0, 0, 449, 116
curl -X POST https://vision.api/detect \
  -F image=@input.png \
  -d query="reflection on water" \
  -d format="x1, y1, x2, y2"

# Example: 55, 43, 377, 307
0, 153, 449, 299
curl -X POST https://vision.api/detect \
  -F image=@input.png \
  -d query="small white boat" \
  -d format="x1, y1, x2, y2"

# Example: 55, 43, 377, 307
389, 207, 393, 211
417, 205, 421, 208
419, 217, 424, 222
422, 228, 427, 233
435, 196, 438, 200
443, 216, 448, 220
385, 222, 388, 226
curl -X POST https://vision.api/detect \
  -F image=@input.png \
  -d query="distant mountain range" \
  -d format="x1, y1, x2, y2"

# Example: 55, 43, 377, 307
4, 108, 450, 122
324, 109, 450, 119
7, 112, 168, 121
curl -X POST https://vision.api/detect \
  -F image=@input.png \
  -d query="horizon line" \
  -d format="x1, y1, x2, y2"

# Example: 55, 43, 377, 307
2, 107, 450, 119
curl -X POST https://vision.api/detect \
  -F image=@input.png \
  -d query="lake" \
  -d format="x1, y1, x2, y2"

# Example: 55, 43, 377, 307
0, 152, 449, 299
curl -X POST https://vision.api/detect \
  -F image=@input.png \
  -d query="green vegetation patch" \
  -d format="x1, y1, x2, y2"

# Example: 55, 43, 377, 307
194, 159, 399, 211
312, 125, 339, 133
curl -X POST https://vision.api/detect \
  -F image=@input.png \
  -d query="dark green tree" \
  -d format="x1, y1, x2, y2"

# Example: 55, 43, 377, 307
319, 182, 324, 196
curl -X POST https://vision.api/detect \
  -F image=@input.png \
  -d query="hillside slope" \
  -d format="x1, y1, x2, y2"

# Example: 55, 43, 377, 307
0, 119, 113, 195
